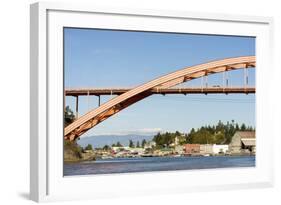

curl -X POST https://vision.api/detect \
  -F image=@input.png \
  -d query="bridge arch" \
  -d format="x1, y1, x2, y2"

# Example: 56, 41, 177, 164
65, 56, 255, 141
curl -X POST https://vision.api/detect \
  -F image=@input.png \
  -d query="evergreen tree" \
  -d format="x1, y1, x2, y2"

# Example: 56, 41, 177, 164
241, 123, 246, 131
85, 144, 93, 150
129, 140, 134, 148
175, 131, 181, 136
116, 141, 123, 147
141, 139, 147, 148
64, 106, 75, 127
103, 145, 110, 150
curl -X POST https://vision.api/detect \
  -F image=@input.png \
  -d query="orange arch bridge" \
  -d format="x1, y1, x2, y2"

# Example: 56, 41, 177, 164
65, 56, 256, 141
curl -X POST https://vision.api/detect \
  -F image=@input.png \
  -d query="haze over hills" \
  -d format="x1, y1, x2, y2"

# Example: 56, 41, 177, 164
77, 134, 154, 148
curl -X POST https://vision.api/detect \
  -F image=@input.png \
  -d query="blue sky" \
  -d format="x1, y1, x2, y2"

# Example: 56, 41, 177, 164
64, 28, 255, 137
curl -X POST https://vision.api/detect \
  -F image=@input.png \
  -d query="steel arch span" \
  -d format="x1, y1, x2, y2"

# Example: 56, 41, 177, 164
65, 56, 256, 141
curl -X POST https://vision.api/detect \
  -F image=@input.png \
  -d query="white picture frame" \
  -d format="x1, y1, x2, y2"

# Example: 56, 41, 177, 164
30, 2, 274, 202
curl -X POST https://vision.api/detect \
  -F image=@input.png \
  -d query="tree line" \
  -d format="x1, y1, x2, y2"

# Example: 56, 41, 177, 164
153, 120, 254, 147
102, 139, 148, 150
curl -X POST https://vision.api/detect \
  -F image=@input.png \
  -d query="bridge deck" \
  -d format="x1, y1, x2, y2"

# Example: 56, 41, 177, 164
65, 87, 255, 96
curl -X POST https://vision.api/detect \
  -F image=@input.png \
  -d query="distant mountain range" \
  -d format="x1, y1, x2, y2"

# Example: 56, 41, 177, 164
77, 134, 154, 148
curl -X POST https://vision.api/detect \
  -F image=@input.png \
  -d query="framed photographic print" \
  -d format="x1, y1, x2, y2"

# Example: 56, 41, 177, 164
30, 2, 274, 202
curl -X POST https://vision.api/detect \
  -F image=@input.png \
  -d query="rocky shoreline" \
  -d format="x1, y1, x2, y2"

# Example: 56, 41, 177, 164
64, 141, 96, 162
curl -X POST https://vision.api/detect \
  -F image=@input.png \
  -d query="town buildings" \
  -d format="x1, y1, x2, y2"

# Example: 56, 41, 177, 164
200, 144, 213, 155
229, 131, 255, 155
91, 131, 256, 158
175, 145, 185, 155
184, 144, 229, 155
184, 144, 200, 155
111, 146, 145, 157
212, 144, 229, 154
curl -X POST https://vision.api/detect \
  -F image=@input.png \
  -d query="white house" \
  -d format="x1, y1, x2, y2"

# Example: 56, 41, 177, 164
212, 144, 229, 154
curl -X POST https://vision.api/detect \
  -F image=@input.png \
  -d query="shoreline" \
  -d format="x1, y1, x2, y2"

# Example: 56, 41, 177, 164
64, 154, 255, 164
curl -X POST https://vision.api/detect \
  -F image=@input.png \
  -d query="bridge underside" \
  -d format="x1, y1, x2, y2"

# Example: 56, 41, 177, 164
64, 56, 256, 141
65, 87, 255, 96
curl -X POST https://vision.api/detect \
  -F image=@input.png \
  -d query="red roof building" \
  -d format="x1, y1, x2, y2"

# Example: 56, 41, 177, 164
184, 144, 200, 154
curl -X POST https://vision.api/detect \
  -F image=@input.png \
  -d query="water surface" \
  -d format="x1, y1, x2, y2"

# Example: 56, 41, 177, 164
64, 156, 255, 176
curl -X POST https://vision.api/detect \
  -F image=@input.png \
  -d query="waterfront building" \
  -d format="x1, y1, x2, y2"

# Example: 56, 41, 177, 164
175, 145, 185, 154
129, 147, 145, 155
229, 131, 256, 154
112, 146, 128, 152
184, 144, 200, 155
200, 144, 213, 155
212, 144, 229, 154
